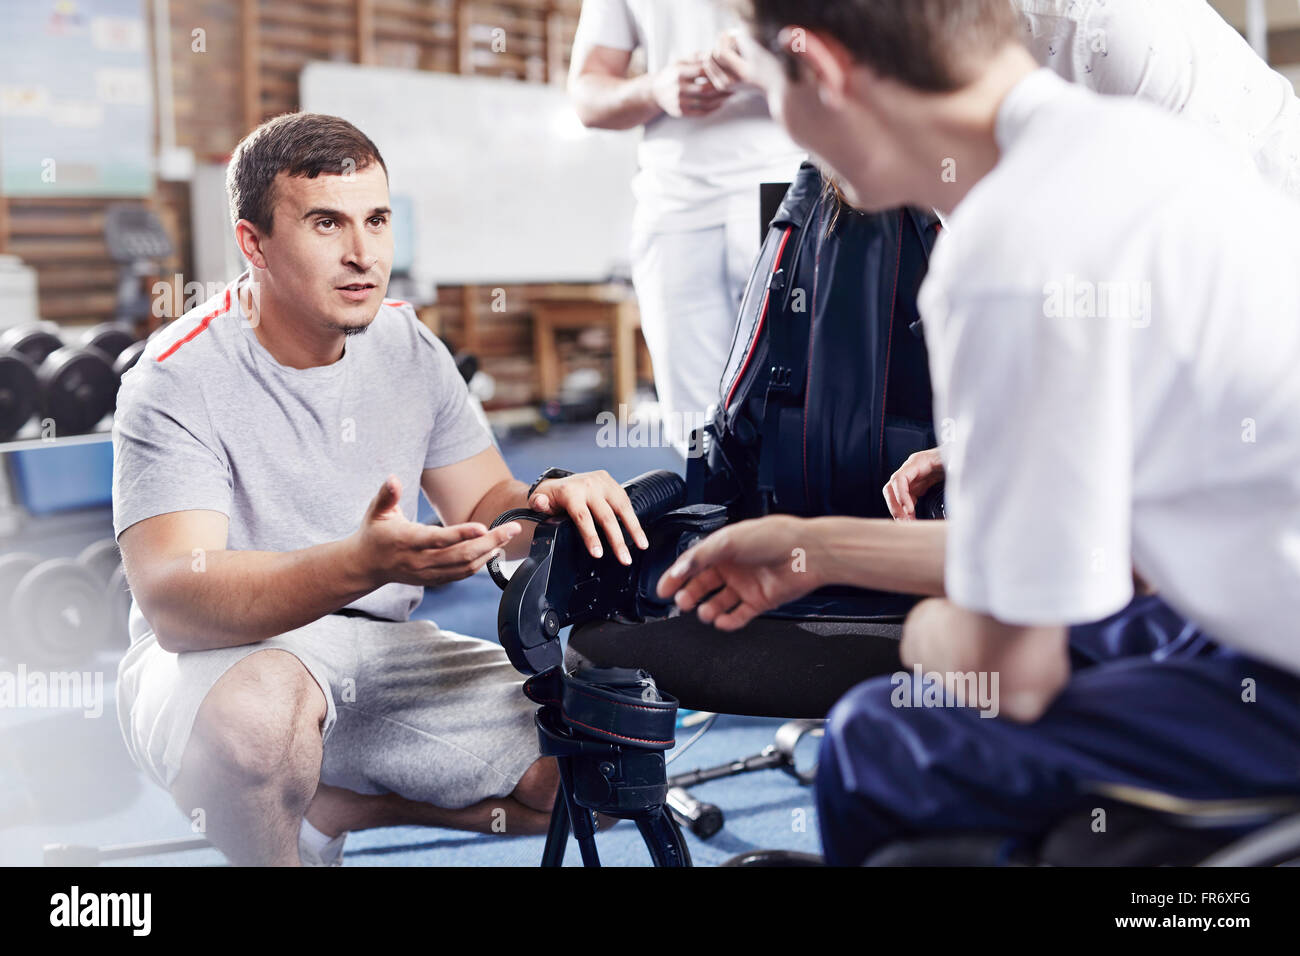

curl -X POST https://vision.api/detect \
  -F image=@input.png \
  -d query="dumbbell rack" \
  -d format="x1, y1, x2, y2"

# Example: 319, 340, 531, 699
0, 321, 141, 444
0, 426, 114, 535
1, 424, 142, 867
0, 428, 113, 454
0, 418, 129, 665
0, 318, 142, 527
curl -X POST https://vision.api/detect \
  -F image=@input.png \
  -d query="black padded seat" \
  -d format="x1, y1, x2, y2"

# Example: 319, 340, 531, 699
567, 614, 903, 719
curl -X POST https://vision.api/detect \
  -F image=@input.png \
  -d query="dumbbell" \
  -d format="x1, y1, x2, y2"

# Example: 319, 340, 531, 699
77, 537, 132, 649
0, 347, 39, 443
0, 322, 120, 439
0, 552, 110, 666
112, 339, 147, 379
80, 322, 146, 384
0, 324, 49, 441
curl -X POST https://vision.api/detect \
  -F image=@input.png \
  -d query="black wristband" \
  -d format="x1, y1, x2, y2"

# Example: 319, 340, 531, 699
527, 467, 574, 499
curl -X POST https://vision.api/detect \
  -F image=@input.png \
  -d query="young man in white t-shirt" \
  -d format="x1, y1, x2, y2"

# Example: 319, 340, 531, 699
887, 0, 1300, 517
568, 0, 805, 454
655, 0, 1300, 864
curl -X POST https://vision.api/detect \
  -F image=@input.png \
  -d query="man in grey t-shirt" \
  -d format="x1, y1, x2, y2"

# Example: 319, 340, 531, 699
113, 113, 648, 866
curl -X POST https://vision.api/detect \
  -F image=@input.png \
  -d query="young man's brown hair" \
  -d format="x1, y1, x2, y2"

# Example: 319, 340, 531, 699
739, 0, 1020, 91
226, 112, 387, 233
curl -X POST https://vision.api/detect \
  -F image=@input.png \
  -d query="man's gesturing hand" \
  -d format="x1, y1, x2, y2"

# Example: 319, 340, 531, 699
352, 476, 521, 588
529, 470, 650, 567
655, 515, 824, 630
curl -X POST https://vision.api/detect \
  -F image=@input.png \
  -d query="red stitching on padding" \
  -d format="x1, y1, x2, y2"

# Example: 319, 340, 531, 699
725, 226, 794, 412
801, 204, 826, 504
561, 714, 673, 746
157, 288, 233, 362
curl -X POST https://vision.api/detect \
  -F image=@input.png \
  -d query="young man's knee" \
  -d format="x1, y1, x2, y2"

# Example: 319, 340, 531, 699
184, 649, 327, 786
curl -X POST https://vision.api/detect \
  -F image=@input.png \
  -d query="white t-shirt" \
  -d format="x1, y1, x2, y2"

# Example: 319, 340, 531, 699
1016, 0, 1300, 199
570, 0, 806, 233
920, 68, 1300, 675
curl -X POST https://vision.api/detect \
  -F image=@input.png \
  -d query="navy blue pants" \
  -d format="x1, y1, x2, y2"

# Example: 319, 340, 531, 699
816, 596, 1300, 865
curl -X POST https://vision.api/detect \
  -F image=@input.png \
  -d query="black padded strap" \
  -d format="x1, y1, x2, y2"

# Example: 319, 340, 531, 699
524, 666, 678, 750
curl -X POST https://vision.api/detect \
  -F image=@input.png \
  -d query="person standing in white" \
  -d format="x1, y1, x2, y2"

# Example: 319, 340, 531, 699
568, 0, 806, 455
885, 0, 1300, 517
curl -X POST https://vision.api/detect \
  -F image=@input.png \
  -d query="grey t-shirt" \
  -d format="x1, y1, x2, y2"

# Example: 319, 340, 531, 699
112, 275, 492, 635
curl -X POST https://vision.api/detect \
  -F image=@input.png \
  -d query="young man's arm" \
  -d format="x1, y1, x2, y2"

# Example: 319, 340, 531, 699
656, 513, 947, 628
899, 599, 1071, 723
420, 445, 649, 568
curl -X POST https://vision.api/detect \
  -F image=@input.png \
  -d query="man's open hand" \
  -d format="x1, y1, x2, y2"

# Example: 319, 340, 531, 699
529, 470, 650, 566
655, 515, 824, 630
352, 475, 522, 588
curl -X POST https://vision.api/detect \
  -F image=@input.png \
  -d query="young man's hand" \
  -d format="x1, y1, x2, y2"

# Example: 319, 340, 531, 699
901, 599, 1071, 723
655, 515, 825, 630
652, 58, 732, 117
352, 475, 522, 588
884, 447, 945, 520
529, 470, 650, 566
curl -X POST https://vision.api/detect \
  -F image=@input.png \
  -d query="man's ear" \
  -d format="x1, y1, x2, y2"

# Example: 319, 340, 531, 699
781, 26, 853, 108
234, 219, 268, 270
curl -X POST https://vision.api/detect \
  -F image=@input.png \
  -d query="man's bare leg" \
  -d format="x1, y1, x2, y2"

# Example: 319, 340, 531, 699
170, 650, 591, 863
170, 649, 328, 866
304, 757, 559, 839
304, 758, 628, 843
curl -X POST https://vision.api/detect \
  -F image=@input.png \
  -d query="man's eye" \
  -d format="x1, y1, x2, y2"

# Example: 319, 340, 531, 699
369, 217, 387, 227
317, 219, 335, 230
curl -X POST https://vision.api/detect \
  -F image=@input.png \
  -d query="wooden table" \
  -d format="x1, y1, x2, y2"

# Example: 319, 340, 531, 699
531, 285, 645, 410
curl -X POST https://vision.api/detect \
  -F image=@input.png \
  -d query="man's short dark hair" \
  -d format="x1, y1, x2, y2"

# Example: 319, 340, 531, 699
739, 0, 1020, 92
226, 112, 387, 233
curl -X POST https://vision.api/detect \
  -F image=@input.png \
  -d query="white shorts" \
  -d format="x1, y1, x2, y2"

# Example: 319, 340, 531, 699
116, 612, 541, 809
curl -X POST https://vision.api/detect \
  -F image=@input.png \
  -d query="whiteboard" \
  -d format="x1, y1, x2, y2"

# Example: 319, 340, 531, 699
301, 62, 640, 286
0, 0, 153, 197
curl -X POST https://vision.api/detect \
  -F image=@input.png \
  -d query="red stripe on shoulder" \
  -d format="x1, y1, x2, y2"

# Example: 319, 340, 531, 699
384, 299, 410, 308
156, 288, 233, 363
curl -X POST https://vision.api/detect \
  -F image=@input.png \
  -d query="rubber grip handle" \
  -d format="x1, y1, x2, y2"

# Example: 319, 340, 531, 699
621, 470, 686, 524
